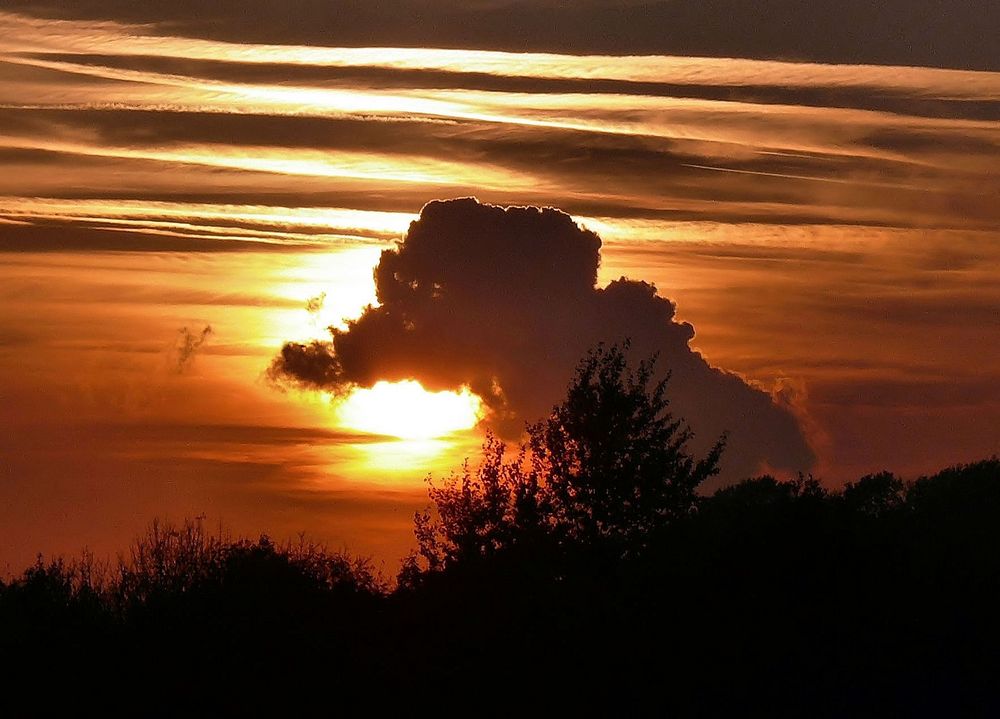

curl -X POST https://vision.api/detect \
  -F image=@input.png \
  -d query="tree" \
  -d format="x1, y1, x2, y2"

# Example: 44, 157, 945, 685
405, 342, 725, 579
532, 342, 724, 547
841, 471, 905, 518
402, 433, 545, 581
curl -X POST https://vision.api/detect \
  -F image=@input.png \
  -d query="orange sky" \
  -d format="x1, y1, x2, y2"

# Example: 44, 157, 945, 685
1, 5, 997, 572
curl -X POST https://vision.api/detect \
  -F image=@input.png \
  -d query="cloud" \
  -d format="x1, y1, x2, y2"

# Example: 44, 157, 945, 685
173, 325, 212, 372
271, 198, 815, 480
0, 218, 319, 252
19, 53, 999, 121
305, 291, 326, 314
6, 1, 998, 71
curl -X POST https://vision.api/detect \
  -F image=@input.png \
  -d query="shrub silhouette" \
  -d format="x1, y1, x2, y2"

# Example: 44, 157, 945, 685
0, 518, 387, 715
114, 518, 383, 611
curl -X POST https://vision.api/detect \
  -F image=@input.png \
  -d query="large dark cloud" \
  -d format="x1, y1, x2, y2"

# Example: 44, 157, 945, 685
272, 198, 815, 481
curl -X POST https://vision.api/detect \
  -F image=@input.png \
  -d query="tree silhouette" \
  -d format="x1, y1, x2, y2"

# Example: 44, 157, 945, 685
3, 455, 1000, 715
406, 342, 725, 578
533, 341, 725, 547
841, 471, 905, 518
399, 432, 546, 585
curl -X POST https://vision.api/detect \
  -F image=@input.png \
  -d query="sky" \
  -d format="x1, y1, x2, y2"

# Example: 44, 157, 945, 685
1, 1, 998, 572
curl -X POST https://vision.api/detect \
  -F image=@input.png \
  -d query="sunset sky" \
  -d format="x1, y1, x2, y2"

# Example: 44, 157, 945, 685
1, 1, 997, 572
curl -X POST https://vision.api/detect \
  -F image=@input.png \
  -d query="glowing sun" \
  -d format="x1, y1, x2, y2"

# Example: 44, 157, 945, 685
335, 380, 483, 440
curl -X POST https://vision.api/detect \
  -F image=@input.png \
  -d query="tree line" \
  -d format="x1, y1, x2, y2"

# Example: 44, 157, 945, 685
3, 344, 998, 716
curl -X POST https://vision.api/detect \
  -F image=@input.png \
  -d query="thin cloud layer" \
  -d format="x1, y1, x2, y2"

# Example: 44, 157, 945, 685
1, 5, 996, 252
5, 1, 997, 71
272, 198, 815, 480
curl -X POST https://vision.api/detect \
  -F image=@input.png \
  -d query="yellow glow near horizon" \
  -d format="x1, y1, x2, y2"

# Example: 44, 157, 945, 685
349, 439, 452, 478
335, 380, 483, 440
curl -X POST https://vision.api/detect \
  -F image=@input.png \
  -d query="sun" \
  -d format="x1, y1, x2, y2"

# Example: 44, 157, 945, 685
335, 380, 483, 440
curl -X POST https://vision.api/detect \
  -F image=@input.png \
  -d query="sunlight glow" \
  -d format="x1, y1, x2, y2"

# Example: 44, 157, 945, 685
335, 380, 483, 440
265, 246, 383, 348
348, 439, 452, 477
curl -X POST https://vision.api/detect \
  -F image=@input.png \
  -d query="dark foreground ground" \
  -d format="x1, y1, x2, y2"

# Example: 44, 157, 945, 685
3, 458, 999, 717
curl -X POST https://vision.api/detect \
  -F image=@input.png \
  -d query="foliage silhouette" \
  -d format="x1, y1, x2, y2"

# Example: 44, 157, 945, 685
2, 343, 1000, 715
3, 461, 1000, 715
405, 342, 725, 581
0, 518, 386, 715
535, 341, 724, 545
841, 470, 906, 517
403, 432, 541, 579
